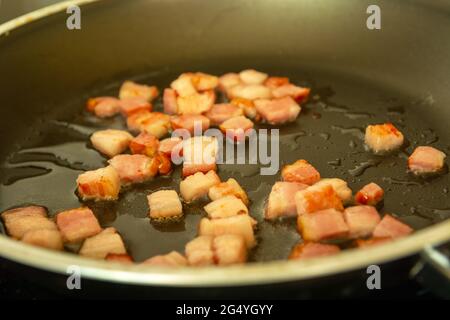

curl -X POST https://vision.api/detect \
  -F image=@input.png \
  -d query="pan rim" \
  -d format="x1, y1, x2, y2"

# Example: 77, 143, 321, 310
0, 0, 449, 287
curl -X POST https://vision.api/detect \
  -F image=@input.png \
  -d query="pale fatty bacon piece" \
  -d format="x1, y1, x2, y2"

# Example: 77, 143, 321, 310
282, 159, 321, 185
198, 214, 256, 249
289, 242, 341, 260
254, 96, 301, 125
176, 90, 215, 115
204, 195, 248, 219
185, 235, 215, 266
213, 234, 247, 266
170, 114, 210, 134
220, 116, 254, 143
218, 73, 242, 92
77, 166, 121, 201
79, 227, 127, 259
142, 251, 188, 267
180, 171, 221, 202
21, 229, 64, 251
265, 181, 308, 220
365, 123, 404, 153
264, 77, 290, 89
90, 129, 133, 158
119, 98, 152, 117
296, 184, 344, 216
313, 178, 352, 204
343, 206, 381, 238
127, 111, 171, 139
163, 88, 178, 115
355, 237, 391, 248
56, 207, 102, 243
297, 208, 349, 242
372, 214, 413, 239
1, 206, 57, 240
190, 72, 219, 91
230, 98, 260, 121
109, 154, 159, 185
86, 97, 121, 118
129, 132, 160, 157
228, 84, 272, 101
355, 182, 384, 206
408, 146, 446, 174
208, 178, 249, 206
182, 136, 218, 177
271, 84, 310, 103
147, 190, 183, 219
159, 137, 183, 159
119, 81, 159, 102
171, 74, 198, 97
204, 103, 244, 126
105, 253, 134, 264
239, 69, 268, 85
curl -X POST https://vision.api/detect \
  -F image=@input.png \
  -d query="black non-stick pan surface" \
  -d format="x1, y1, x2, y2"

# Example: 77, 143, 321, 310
0, 61, 448, 263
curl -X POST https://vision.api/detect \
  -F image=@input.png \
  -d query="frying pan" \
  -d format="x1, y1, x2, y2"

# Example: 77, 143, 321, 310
0, 0, 449, 298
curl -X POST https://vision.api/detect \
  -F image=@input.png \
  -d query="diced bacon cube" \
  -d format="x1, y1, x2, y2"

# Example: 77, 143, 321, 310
79, 227, 126, 259
119, 81, 159, 102
208, 178, 249, 206
77, 166, 121, 201
182, 136, 218, 177
155, 152, 173, 175
272, 84, 310, 103
239, 69, 268, 85
365, 123, 404, 153
86, 97, 121, 118
296, 184, 344, 215
185, 235, 214, 266
90, 129, 133, 158
109, 154, 159, 185
21, 229, 64, 251
228, 84, 272, 100
127, 110, 153, 131
219, 73, 241, 91
180, 171, 221, 202
142, 251, 188, 267
198, 215, 256, 248
171, 74, 198, 97
204, 103, 243, 126
129, 132, 160, 157
289, 242, 340, 260
297, 208, 349, 242
355, 237, 391, 248
147, 190, 183, 219
282, 159, 321, 185
190, 72, 219, 91
254, 96, 301, 124
373, 214, 413, 238
355, 182, 384, 206
265, 181, 308, 220
170, 115, 210, 134
213, 234, 247, 266
1, 206, 57, 240
204, 195, 248, 219
56, 207, 102, 243
264, 77, 290, 89
139, 112, 171, 139
220, 116, 254, 142
408, 146, 446, 174
230, 98, 260, 121
159, 137, 183, 158
119, 98, 152, 117
343, 206, 381, 238
177, 91, 215, 115
313, 178, 352, 204
163, 88, 178, 115
105, 253, 134, 263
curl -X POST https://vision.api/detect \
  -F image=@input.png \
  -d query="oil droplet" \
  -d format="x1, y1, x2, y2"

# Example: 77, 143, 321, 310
312, 112, 322, 119
331, 125, 365, 140
348, 159, 381, 177
349, 140, 357, 148
319, 133, 330, 140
